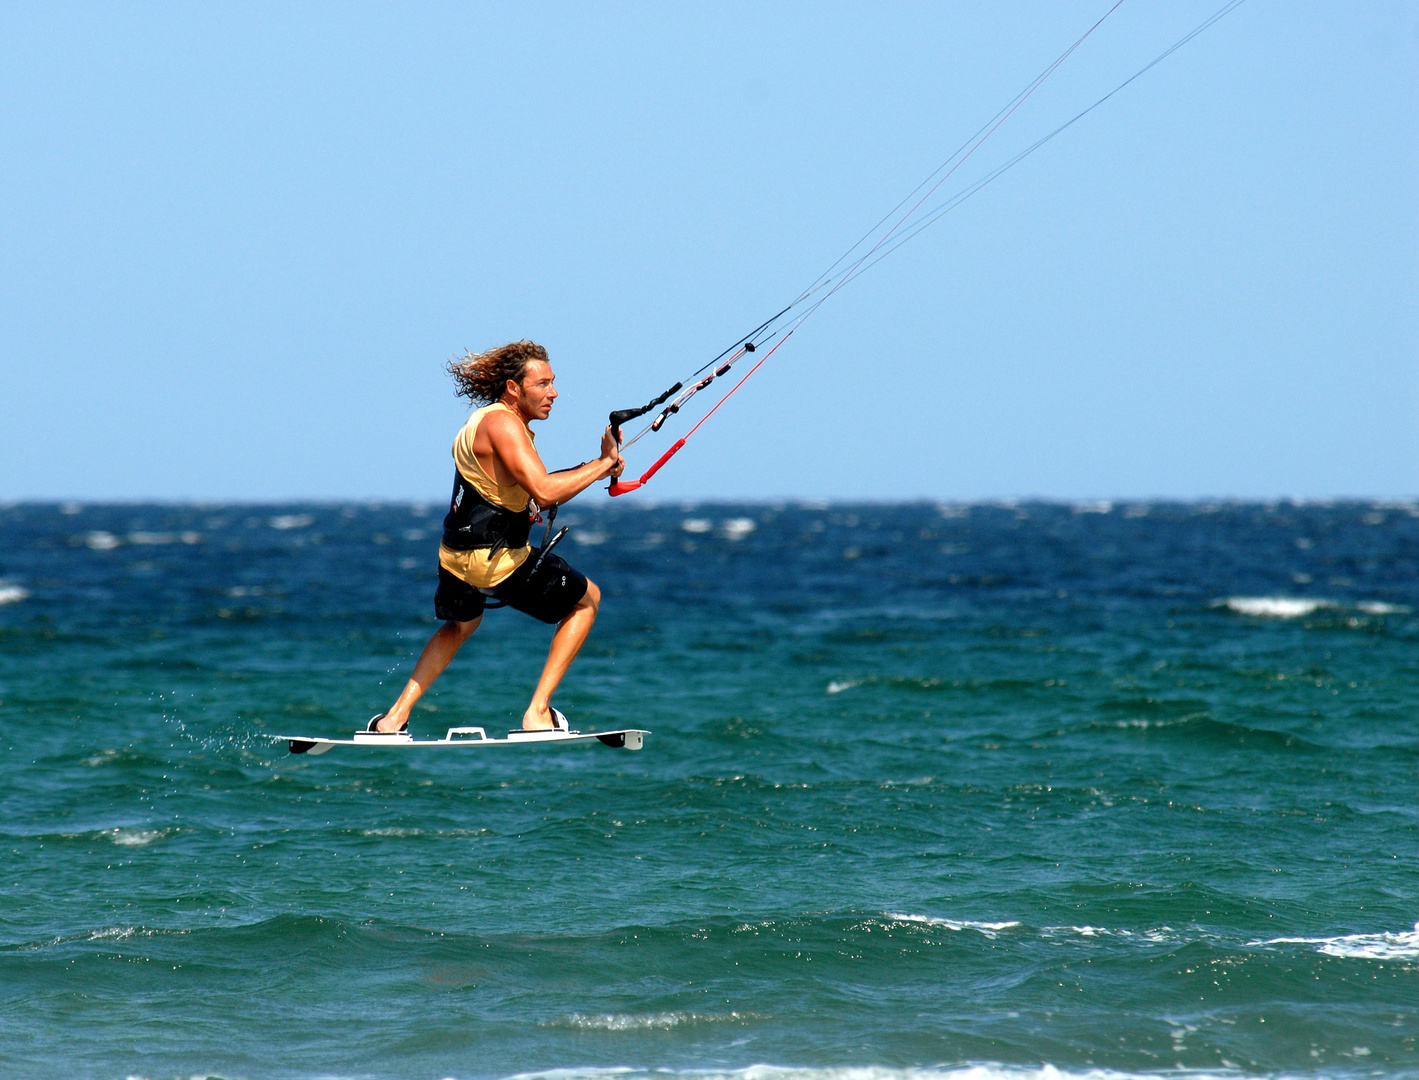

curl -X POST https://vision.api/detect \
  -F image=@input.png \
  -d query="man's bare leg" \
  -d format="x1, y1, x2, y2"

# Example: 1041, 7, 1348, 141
521, 580, 601, 729
376, 616, 481, 732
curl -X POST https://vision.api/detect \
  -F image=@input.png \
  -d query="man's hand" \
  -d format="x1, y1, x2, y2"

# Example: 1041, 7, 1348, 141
600, 425, 621, 463
601, 425, 626, 479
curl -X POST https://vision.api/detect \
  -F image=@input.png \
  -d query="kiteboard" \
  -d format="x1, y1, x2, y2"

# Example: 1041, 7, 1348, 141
274, 725, 648, 756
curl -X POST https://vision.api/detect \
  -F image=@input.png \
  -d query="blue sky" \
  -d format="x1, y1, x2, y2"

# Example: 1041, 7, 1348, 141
2, 2, 1414, 502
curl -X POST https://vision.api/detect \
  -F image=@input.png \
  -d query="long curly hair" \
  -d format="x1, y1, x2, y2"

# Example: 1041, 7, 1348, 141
448, 340, 549, 405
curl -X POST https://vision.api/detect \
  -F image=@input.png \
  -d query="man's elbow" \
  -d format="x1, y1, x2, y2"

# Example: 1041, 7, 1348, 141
524, 479, 560, 506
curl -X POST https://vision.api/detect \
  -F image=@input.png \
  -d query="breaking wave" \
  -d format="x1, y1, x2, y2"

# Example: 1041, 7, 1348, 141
1254, 922, 1419, 960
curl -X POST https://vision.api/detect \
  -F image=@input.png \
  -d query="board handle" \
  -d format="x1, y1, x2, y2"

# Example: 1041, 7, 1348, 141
445, 726, 489, 742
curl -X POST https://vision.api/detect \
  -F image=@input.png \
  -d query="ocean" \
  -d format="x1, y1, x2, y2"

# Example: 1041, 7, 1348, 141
0, 498, 1415, 1080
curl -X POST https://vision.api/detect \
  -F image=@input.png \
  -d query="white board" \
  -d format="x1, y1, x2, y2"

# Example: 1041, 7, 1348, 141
273, 725, 648, 755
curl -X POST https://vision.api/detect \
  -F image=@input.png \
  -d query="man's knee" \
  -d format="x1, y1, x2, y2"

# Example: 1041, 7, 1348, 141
580, 579, 600, 615
448, 615, 481, 640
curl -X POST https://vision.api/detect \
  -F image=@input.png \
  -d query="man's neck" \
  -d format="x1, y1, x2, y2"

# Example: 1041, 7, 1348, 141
499, 397, 532, 427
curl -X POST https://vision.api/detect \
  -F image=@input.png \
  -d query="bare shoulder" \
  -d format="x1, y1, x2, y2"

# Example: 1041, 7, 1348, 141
480, 408, 523, 439
481, 408, 535, 453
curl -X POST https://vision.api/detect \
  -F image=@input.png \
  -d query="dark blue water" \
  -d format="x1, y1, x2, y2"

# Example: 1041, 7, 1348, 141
1, 499, 1416, 1080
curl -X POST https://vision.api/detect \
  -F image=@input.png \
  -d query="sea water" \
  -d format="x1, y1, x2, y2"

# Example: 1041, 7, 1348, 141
0, 499, 1415, 1080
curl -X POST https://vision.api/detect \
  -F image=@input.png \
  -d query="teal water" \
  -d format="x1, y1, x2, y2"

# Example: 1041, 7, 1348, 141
1, 500, 1416, 1080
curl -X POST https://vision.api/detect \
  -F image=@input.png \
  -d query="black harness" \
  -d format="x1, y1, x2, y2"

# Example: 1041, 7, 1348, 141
441, 469, 534, 557
440, 468, 572, 610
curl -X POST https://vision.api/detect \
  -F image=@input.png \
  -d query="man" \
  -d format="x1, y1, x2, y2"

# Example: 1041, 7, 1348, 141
368, 340, 623, 735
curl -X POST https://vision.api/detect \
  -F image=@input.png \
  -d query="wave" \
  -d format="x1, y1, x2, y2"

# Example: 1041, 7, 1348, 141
881, 914, 1020, 939
544, 1010, 761, 1031
0, 583, 28, 605
501, 1066, 1305, 1080
1220, 597, 1412, 620
1082, 714, 1325, 753
1357, 601, 1411, 614
106, 826, 171, 847
1220, 597, 1333, 618
1253, 922, 1419, 959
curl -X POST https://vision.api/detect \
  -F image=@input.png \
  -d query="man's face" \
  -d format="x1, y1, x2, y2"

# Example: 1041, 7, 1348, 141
512, 360, 557, 420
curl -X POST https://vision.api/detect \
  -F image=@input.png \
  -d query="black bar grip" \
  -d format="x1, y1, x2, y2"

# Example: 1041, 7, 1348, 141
610, 382, 682, 442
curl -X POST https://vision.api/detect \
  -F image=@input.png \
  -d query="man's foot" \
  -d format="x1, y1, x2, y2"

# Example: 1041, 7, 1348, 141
521, 705, 569, 732
366, 712, 408, 734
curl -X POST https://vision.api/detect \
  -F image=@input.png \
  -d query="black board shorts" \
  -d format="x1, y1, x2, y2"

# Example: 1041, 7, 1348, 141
434, 553, 589, 625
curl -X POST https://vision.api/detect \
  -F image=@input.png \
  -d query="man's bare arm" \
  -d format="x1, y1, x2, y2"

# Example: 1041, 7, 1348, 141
485, 412, 622, 506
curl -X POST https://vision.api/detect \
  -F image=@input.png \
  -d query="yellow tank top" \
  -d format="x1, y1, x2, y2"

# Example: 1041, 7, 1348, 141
438, 403, 536, 589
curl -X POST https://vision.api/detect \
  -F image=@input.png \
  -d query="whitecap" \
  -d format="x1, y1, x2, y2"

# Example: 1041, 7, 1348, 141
269, 514, 314, 530
883, 913, 1020, 938
127, 531, 176, 545
1255, 922, 1419, 959
1357, 601, 1410, 615
1072, 501, 1112, 514
0, 584, 29, 605
826, 680, 860, 695
573, 529, 609, 546
681, 518, 712, 534
1221, 597, 1331, 619
107, 827, 169, 847
87, 926, 138, 942
500, 1064, 1267, 1080
720, 518, 757, 540
546, 1010, 756, 1031
84, 530, 121, 550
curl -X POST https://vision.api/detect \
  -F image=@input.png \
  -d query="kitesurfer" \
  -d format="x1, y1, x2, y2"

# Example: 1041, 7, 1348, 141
369, 341, 624, 734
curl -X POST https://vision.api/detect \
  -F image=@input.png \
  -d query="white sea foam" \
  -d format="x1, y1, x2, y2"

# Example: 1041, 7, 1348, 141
1357, 601, 1410, 615
883, 914, 1020, 939
826, 680, 860, 695
1221, 597, 1331, 619
1038, 924, 1184, 943
573, 529, 609, 546
84, 530, 121, 550
269, 514, 314, 530
88, 926, 140, 942
1072, 501, 1112, 514
500, 1064, 1280, 1080
720, 517, 756, 540
547, 1011, 758, 1031
363, 826, 488, 838
107, 827, 170, 847
1255, 922, 1419, 959
0, 584, 29, 605
124, 530, 200, 545
681, 518, 712, 534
